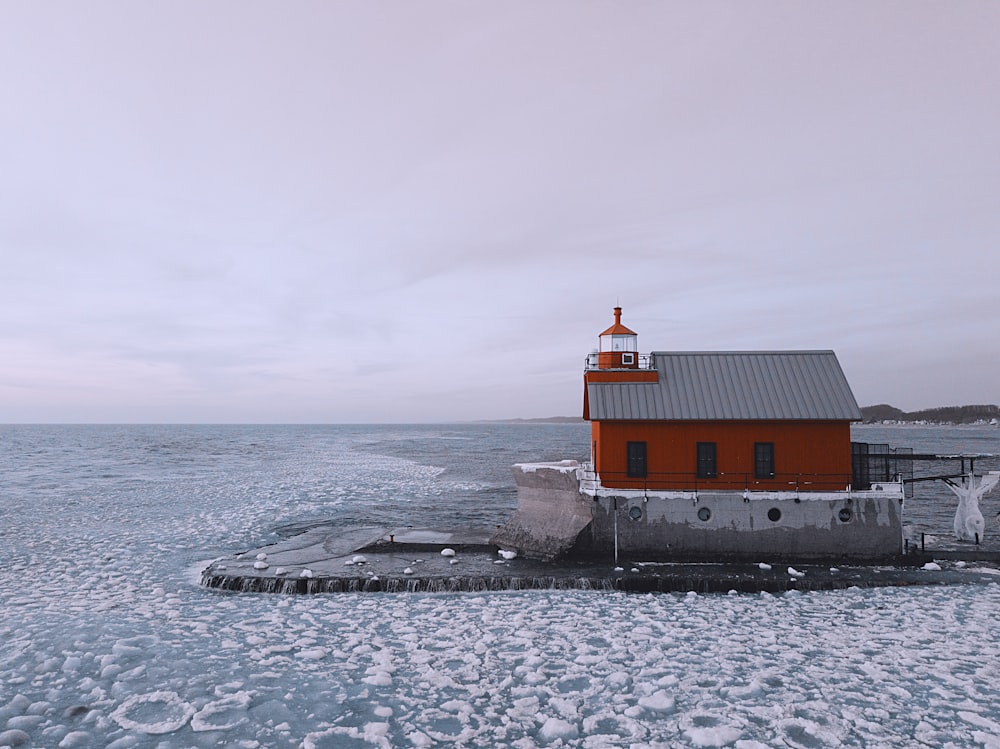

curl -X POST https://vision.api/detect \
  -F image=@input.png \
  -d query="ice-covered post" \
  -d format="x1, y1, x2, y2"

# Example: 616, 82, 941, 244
945, 471, 1000, 542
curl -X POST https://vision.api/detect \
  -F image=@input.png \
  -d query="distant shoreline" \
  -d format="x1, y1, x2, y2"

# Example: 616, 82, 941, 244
482, 406, 1000, 427
860, 404, 999, 426
477, 416, 585, 424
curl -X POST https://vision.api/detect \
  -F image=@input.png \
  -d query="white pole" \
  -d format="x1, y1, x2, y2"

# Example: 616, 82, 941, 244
613, 497, 619, 564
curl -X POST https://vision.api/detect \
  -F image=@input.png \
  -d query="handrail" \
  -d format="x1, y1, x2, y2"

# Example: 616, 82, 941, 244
591, 469, 855, 492
584, 352, 654, 371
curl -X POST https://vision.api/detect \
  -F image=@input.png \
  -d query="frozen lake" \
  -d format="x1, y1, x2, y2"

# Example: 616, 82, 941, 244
2, 423, 999, 747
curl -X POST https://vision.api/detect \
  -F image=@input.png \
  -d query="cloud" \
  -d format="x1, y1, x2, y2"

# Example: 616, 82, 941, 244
0, 2, 998, 421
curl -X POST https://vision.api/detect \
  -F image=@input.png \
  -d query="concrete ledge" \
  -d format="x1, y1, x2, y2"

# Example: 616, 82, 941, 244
199, 523, 1000, 595
201, 558, 1000, 595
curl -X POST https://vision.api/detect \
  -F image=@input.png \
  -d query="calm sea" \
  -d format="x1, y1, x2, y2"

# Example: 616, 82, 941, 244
1, 423, 998, 748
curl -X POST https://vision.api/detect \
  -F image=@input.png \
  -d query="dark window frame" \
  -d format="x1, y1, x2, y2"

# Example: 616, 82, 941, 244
626, 441, 647, 478
696, 442, 717, 479
754, 442, 775, 479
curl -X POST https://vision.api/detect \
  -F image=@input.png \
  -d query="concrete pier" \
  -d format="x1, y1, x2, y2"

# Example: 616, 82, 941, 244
200, 522, 1000, 595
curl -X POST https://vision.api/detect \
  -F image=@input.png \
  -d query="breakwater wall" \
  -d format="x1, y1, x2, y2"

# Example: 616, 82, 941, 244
201, 563, 982, 595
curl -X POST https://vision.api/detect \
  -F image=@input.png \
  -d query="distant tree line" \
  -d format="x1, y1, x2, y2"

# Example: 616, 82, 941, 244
860, 403, 1000, 424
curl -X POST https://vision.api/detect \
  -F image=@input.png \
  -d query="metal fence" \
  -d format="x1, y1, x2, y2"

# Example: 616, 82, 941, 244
593, 470, 853, 493
851, 442, 914, 496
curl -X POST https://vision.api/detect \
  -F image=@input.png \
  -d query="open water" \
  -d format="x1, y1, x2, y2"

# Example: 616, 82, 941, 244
1, 423, 999, 748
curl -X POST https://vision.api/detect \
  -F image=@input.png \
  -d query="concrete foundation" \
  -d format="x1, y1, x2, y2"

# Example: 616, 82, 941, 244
492, 461, 904, 562
589, 491, 904, 561
489, 461, 593, 561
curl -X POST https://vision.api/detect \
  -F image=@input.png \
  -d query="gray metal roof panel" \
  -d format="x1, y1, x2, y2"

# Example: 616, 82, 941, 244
586, 351, 861, 421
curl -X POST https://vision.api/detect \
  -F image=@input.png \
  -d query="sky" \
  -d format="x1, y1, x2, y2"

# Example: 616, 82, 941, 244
1, 2, 998, 423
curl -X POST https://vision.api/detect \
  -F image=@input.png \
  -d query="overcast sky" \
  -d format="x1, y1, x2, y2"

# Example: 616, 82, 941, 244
1, 2, 998, 423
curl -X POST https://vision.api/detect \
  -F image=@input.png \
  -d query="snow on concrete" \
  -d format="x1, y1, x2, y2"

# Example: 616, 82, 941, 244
514, 460, 581, 474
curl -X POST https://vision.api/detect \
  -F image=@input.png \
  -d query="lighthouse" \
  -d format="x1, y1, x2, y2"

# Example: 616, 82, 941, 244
495, 305, 911, 562
583, 307, 658, 422
596, 306, 638, 369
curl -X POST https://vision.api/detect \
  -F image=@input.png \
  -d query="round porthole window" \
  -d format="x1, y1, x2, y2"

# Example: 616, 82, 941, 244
767, 508, 781, 522
838, 508, 852, 522
697, 507, 711, 522
628, 506, 643, 521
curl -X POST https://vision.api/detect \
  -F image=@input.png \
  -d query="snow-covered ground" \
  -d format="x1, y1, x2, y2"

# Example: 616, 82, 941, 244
2, 424, 999, 747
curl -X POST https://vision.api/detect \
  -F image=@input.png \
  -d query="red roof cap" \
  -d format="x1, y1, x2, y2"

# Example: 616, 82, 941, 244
599, 306, 637, 336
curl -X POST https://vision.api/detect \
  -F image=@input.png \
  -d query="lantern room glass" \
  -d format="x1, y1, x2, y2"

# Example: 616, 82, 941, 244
600, 333, 637, 352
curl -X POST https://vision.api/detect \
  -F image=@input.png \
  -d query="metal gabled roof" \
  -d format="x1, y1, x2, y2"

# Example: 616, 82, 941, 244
586, 351, 862, 421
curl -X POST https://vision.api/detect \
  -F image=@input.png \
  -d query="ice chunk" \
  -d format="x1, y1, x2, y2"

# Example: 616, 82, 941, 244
499, 550, 517, 560
0, 729, 30, 747
408, 730, 434, 747
297, 648, 327, 661
684, 725, 743, 747
300, 569, 313, 578
253, 560, 268, 570
787, 567, 805, 578
758, 563, 772, 570
190, 692, 250, 732
363, 671, 394, 687
638, 690, 675, 712
248, 699, 295, 727
5, 715, 42, 732
110, 691, 195, 734
352, 555, 367, 564
538, 716, 578, 741
922, 562, 942, 571
441, 548, 456, 557
58, 731, 92, 747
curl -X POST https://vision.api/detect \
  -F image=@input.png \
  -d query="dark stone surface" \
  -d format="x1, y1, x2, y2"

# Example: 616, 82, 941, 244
200, 526, 1000, 595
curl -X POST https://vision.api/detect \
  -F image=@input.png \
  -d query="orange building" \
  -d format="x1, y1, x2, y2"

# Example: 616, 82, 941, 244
492, 307, 904, 561
583, 307, 861, 493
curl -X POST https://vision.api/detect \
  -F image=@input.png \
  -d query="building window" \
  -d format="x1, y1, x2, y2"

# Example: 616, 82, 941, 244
627, 441, 647, 478
622, 353, 635, 365
696, 442, 717, 478
755, 442, 775, 479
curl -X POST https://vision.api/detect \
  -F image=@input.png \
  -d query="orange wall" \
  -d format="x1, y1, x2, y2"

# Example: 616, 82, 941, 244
592, 420, 853, 491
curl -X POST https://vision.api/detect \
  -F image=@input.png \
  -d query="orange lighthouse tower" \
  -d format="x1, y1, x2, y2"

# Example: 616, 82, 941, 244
583, 307, 658, 420
597, 306, 639, 369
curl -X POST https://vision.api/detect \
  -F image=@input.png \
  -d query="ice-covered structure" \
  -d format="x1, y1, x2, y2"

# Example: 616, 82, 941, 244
947, 471, 1000, 542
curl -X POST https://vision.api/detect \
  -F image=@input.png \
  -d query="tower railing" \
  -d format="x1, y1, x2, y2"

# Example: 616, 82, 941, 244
584, 352, 654, 371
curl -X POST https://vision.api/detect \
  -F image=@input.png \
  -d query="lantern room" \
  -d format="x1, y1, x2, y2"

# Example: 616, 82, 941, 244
597, 306, 639, 369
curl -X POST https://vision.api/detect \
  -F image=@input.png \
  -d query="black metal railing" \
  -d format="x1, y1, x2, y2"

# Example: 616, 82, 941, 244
592, 470, 855, 493
852, 442, 914, 495
584, 352, 654, 371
